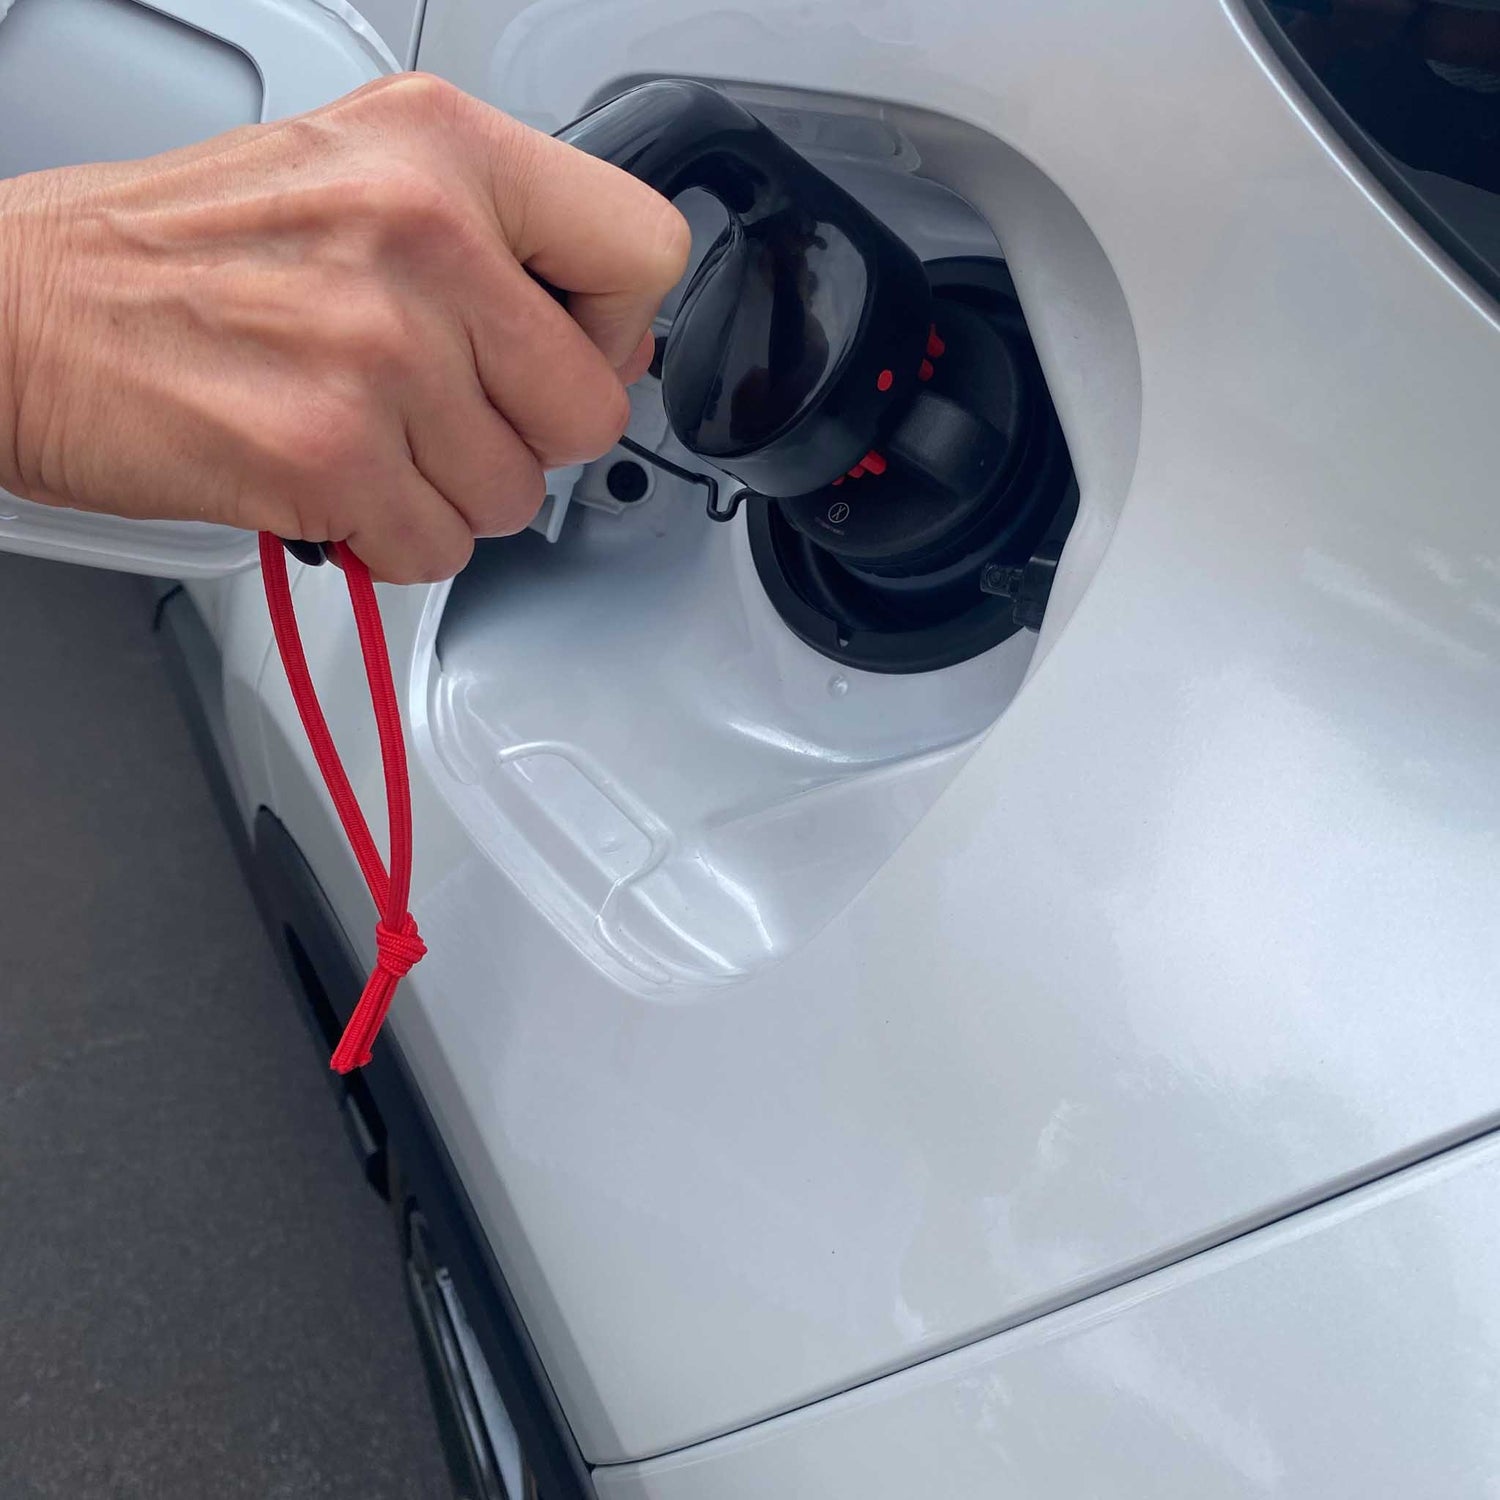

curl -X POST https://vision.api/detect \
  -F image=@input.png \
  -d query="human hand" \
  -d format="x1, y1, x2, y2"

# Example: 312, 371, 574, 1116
0, 74, 690, 582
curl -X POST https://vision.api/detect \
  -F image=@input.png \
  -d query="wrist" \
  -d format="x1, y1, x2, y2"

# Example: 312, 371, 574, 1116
0, 176, 38, 498
0, 171, 65, 500
0, 177, 24, 496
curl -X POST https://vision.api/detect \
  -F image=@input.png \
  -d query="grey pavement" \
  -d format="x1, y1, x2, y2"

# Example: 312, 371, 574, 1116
0, 553, 451, 1500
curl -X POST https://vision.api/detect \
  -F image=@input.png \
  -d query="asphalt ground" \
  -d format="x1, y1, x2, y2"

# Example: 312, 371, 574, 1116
0, 553, 451, 1499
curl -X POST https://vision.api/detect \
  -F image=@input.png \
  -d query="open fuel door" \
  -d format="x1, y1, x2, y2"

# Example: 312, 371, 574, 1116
0, 0, 390, 576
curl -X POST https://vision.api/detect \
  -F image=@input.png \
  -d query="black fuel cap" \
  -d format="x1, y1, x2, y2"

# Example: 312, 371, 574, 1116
774, 301, 1035, 576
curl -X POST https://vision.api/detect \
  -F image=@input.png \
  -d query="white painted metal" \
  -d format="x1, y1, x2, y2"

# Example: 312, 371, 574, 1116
427, 176, 1022, 990
12, 0, 1500, 1483
247, 0, 1500, 1465
594, 1128, 1500, 1498
0, 0, 388, 575
0, 0, 263, 178
349, 0, 422, 69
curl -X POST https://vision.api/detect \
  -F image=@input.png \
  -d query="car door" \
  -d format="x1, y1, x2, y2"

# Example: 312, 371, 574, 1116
0, 0, 391, 577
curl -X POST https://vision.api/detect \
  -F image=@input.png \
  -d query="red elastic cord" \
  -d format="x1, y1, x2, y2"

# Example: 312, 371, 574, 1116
258, 533, 426, 1073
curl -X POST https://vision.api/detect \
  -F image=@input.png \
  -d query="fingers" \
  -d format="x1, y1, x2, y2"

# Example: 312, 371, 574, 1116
618, 329, 657, 386
465, 256, 633, 466
564, 282, 676, 374
489, 123, 691, 367
404, 338, 548, 539
339, 465, 476, 584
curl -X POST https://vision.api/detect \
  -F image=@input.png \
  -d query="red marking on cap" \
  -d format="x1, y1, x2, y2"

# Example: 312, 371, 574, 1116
848, 464, 866, 479
831, 475, 844, 486
861, 450, 887, 476
926, 327, 946, 359
918, 358, 935, 382
876, 369, 894, 392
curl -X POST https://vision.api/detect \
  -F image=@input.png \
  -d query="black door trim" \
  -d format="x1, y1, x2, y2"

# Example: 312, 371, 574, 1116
252, 807, 593, 1500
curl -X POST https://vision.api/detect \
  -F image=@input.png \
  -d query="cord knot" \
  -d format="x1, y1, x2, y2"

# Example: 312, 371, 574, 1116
260, 533, 428, 1075
374, 917, 426, 979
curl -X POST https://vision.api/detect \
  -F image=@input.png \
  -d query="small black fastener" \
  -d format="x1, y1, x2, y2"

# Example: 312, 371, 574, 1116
979, 541, 1062, 633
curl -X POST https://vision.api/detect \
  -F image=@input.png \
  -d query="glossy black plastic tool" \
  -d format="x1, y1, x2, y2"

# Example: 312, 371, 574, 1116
559, 80, 932, 499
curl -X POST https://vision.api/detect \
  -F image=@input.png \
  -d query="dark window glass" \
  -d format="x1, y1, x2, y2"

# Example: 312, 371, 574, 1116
1252, 0, 1500, 301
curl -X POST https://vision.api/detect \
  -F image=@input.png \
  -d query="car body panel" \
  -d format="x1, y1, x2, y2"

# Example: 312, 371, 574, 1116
8, 0, 1500, 1480
241, 0, 1500, 1463
593, 1127, 1500, 1498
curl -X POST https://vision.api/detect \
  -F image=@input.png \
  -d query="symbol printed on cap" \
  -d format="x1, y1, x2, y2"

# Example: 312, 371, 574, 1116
827, 502, 851, 525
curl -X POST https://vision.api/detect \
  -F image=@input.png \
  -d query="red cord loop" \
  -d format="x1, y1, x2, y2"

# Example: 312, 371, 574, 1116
258, 532, 425, 1074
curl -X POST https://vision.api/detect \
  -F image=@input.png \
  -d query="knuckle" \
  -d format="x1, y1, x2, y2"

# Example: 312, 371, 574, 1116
362, 517, 472, 585
424, 531, 474, 582
366, 71, 464, 124
467, 449, 545, 537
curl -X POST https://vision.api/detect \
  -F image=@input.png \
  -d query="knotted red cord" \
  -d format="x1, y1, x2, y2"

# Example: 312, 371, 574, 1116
258, 533, 426, 1073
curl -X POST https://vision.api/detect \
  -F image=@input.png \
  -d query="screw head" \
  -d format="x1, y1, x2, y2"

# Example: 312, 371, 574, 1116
980, 563, 1023, 597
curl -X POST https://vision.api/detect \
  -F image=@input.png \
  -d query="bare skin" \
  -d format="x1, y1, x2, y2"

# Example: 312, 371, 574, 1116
0, 73, 690, 582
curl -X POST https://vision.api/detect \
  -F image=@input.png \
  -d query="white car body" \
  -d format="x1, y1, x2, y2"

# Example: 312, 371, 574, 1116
4, 0, 1500, 1493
